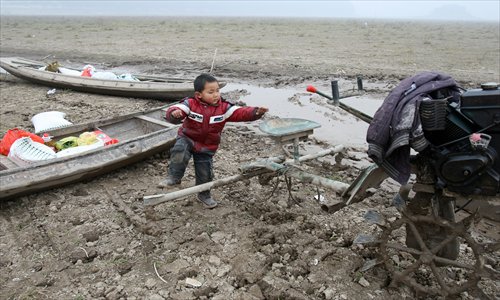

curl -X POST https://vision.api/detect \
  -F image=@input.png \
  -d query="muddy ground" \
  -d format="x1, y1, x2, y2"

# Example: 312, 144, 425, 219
0, 17, 499, 300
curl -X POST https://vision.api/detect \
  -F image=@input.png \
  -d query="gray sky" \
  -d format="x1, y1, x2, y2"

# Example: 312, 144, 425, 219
1, 1, 499, 22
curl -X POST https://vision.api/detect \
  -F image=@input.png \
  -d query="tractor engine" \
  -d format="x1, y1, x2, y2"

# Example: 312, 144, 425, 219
420, 83, 500, 196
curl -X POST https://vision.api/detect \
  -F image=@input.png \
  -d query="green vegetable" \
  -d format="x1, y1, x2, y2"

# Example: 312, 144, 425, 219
55, 136, 79, 150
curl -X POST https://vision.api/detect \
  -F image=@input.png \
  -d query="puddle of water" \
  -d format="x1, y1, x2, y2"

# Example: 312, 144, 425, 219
106, 65, 386, 148
222, 82, 383, 148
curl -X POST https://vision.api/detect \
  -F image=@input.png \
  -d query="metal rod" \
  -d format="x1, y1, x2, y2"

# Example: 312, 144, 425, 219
331, 80, 340, 105
357, 76, 363, 91
293, 137, 300, 164
311, 87, 373, 124
240, 145, 344, 172
338, 102, 372, 124
259, 161, 350, 193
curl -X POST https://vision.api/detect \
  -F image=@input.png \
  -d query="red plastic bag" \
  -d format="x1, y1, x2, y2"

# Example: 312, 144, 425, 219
81, 68, 92, 77
0, 128, 44, 156
81, 65, 94, 77
94, 130, 119, 145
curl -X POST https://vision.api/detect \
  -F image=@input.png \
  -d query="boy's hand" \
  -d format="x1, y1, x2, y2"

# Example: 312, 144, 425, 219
171, 109, 184, 119
256, 107, 269, 116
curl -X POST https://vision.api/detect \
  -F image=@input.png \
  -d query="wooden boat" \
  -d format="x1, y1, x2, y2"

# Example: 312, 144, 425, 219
0, 105, 179, 200
0, 57, 226, 100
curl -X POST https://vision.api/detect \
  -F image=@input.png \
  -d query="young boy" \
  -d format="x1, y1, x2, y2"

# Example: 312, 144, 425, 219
159, 73, 269, 209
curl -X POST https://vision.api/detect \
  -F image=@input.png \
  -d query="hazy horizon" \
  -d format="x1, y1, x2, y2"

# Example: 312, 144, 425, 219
0, 1, 499, 22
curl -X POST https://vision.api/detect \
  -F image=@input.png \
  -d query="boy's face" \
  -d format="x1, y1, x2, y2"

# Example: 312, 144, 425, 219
196, 81, 220, 105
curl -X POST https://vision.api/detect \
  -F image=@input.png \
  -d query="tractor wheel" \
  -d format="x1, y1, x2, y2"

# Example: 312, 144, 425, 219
379, 204, 496, 298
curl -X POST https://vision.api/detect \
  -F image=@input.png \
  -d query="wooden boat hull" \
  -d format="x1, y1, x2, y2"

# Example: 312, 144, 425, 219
0, 57, 223, 101
0, 106, 179, 200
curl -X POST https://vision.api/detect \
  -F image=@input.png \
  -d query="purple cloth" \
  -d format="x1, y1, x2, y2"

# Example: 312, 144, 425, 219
366, 71, 460, 184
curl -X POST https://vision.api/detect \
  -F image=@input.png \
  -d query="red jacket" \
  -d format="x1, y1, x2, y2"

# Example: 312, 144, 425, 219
165, 97, 262, 152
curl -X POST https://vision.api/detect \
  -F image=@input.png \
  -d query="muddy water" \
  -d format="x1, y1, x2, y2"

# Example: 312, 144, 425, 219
223, 82, 383, 147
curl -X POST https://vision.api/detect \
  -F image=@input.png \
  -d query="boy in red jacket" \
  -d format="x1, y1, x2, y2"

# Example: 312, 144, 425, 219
160, 73, 268, 208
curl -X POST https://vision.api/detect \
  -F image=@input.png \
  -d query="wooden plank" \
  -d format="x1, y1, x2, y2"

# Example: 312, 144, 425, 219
0, 156, 19, 170
135, 115, 172, 127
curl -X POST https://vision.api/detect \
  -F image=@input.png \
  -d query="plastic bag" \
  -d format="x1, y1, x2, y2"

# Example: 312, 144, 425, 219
55, 136, 79, 151
31, 111, 73, 134
94, 130, 119, 145
57, 139, 104, 158
77, 132, 98, 146
59, 67, 82, 76
0, 128, 44, 156
81, 65, 95, 77
92, 71, 118, 80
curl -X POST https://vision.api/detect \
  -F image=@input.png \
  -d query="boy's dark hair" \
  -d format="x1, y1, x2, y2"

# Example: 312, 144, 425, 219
194, 73, 218, 92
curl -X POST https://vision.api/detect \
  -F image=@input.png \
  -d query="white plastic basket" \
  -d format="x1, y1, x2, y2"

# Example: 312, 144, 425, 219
8, 137, 57, 166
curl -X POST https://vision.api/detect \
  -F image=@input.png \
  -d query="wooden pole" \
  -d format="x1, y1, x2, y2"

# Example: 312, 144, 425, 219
209, 48, 217, 74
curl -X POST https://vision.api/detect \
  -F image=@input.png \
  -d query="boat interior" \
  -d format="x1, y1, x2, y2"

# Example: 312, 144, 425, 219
0, 107, 175, 171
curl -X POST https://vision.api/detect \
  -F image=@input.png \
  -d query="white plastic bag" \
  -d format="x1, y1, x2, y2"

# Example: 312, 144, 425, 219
92, 71, 118, 80
56, 139, 105, 158
59, 67, 82, 76
31, 111, 73, 134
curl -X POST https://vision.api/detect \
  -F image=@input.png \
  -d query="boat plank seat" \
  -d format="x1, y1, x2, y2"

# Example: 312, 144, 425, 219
0, 155, 19, 171
134, 115, 171, 127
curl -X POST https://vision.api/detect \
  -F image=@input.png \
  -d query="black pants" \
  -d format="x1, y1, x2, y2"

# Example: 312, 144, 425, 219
168, 136, 214, 198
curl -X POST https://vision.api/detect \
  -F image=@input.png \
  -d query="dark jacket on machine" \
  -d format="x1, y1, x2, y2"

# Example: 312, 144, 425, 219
366, 71, 460, 184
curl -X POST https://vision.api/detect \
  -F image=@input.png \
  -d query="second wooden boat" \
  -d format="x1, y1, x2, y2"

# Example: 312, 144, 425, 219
0, 57, 226, 100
